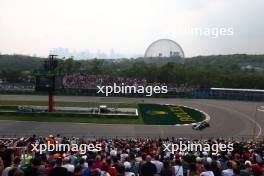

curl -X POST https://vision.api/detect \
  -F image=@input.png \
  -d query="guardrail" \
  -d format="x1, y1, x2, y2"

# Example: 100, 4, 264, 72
1, 88, 264, 101
0, 133, 263, 141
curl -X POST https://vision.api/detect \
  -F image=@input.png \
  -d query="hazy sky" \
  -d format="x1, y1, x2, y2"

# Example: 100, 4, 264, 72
0, 0, 264, 58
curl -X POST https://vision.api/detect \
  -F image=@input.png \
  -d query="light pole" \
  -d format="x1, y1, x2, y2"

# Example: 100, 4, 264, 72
47, 55, 57, 112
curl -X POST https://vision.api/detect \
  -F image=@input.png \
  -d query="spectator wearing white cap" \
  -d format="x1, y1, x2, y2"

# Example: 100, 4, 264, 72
240, 161, 252, 176
62, 157, 75, 173
124, 161, 135, 176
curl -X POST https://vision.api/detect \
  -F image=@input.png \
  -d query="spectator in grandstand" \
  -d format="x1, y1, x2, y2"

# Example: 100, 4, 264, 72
128, 154, 139, 176
160, 160, 173, 176
200, 163, 214, 176
210, 160, 221, 176
49, 158, 68, 176
92, 155, 103, 170
113, 156, 124, 176
124, 161, 135, 176
254, 150, 264, 164
187, 162, 197, 176
79, 158, 88, 173
105, 158, 117, 176
2, 157, 23, 176
100, 162, 111, 176
251, 163, 263, 176
140, 155, 157, 176
174, 159, 183, 176
240, 160, 252, 176
62, 157, 75, 174
0, 135, 264, 176
221, 161, 234, 176
24, 157, 47, 176
73, 165, 82, 176
0, 144, 14, 168
0, 157, 3, 176
151, 155, 163, 175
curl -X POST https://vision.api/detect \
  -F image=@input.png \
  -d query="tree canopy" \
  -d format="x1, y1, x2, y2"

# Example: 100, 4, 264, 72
0, 54, 264, 89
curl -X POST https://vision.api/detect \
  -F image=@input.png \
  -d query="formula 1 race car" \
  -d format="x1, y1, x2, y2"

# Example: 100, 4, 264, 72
192, 121, 210, 130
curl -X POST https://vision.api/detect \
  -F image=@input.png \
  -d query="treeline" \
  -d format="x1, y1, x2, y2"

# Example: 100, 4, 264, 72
0, 54, 44, 70
0, 54, 264, 89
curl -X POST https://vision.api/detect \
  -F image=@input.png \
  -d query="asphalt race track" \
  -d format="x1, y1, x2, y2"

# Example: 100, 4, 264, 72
0, 95, 263, 139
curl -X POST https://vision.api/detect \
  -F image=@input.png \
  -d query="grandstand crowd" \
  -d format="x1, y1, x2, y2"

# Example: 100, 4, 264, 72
0, 74, 195, 93
63, 74, 194, 93
0, 135, 263, 176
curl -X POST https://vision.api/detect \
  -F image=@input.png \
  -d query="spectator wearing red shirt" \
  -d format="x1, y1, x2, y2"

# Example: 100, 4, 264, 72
92, 155, 103, 170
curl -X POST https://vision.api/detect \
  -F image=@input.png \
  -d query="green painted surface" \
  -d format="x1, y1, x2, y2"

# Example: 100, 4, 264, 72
138, 104, 205, 125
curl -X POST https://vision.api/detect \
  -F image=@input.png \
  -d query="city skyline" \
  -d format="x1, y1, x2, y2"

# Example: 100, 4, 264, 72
49, 47, 142, 59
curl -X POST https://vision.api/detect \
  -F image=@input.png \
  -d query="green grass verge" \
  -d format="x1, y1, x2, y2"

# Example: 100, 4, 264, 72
0, 115, 144, 124
0, 100, 137, 108
0, 100, 143, 124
